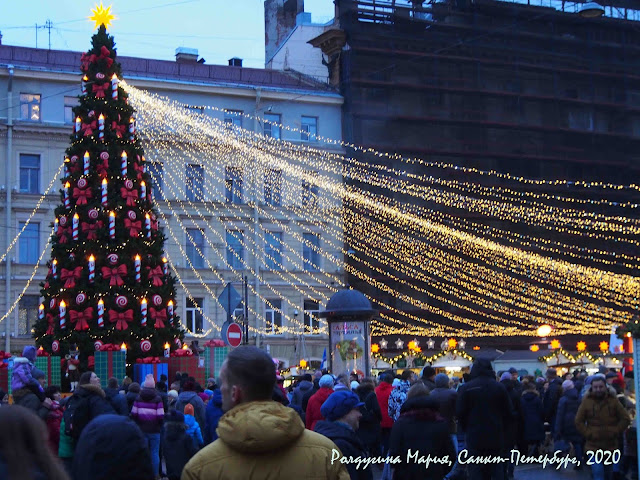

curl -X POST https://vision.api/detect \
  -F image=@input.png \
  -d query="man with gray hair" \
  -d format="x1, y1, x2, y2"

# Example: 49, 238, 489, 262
182, 346, 348, 480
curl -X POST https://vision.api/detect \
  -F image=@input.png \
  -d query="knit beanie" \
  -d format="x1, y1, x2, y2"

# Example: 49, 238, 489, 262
184, 403, 195, 416
500, 372, 512, 382
562, 380, 574, 391
143, 374, 155, 389
168, 389, 179, 400
435, 373, 449, 388
319, 374, 334, 389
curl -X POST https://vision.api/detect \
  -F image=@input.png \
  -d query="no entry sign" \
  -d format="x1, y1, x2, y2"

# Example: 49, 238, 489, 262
222, 321, 243, 347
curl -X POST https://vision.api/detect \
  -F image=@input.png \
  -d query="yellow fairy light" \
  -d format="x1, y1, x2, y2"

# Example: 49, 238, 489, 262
371, 344, 380, 353
576, 341, 587, 351
599, 341, 609, 352
550, 339, 561, 349
530, 345, 539, 352
89, 2, 116, 30
448, 338, 457, 349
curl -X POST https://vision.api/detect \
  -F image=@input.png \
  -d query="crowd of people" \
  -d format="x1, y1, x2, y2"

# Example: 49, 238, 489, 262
0, 344, 637, 480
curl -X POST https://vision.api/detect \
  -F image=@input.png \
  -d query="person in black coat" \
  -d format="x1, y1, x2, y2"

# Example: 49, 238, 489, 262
500, 372, 522, 479
104, 377, 128, 416
389, 383, 455, 480
73, 372, 116, 425
72, 414, 154, 480
456, 358, 515, 480
520, 380, 545, 455
314, 390, 372, 480
554, 380, 584, 463
302, 377, 320, 413
543, 368, 563, 432
125, 382, 141, 412
355, 378, 382, 457
162, 410, 198, 480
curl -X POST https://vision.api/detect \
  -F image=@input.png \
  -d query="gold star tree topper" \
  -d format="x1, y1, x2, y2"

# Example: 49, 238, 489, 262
89, 2, 116, 30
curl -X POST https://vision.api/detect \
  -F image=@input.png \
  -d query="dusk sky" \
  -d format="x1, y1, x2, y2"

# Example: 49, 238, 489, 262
0, 0, 335, 69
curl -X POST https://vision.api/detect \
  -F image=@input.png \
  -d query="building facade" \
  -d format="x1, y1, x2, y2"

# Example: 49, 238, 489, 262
0, 44, 344, 366
269, 0, 640, 347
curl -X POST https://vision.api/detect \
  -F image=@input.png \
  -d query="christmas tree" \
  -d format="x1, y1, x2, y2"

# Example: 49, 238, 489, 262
33, 21, 184, 364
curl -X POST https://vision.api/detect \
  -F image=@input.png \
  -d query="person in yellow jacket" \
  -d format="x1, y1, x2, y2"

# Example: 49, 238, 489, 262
574, 375, 630, 480
181, 346, 350, 480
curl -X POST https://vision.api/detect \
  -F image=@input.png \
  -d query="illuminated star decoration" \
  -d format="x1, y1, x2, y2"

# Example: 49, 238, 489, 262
458, 339, 466, 350
550, 339, 561, 349
448, 338, 458, 349
371, 343, 380, 353
599, 341, 609, 352
89, 2, 116, 30
395, 338, 404, 349
576, 341, 587, 352
427, 338, 435, 349
379, 338, 388, 349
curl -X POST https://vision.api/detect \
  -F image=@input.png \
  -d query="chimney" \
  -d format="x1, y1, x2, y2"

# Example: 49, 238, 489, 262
175, 47, 198, 63
228, 57, 243, 67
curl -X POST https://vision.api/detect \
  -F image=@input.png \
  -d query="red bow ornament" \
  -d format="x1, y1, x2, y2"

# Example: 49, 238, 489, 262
109, 309, 133, 330
98, 343, 120, 352
149, 308, 167, 328
146, 266, 164, 287
101, 264, 127, 286
45, 313, 55, 335
36, 349, 51, 357
60, 266, 83, 289
111, 121, 126, 138
97, 159, 109, 177
73, 186, 93, 206
96, 46, 114, 68
124, 219, 141, 238
120, 187, 138, 207
81, 120, 97, 137
81, 221, 104, 241
68, 159, 81, 175
70, 307, 93, 331
58, 225, 71, 244
80, 52, 92, 72
133, 162, 145, 181
171, 349, 192, 357
92, 83, 109, 99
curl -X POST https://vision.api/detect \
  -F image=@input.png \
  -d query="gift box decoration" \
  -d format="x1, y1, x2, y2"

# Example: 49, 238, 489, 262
168, 354, 205, 386
203, 345, 229, 381
94, 346, 126, 389
134, 358, 169, 384
0, 364, 8, 395
35, 356, 62, 387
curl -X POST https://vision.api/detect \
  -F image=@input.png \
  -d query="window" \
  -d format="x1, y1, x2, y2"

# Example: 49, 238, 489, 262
264, 169, 281, 206
18, 295, 39, 336
225, 166, 243, 204
233, 306, 245, 323
20, 94, 41, 121
185, 298, 204, 334
19, 154, 40, 194
301, 116, 317, 142
264, 113, 281, 139
226, 230, 244, 269
568, 109, 594, 131
302, 174, 319, 207
303, 233, 320, 272
186, 228, 204, 268
224, 110, 243, 128
264, 231, 283, 270
304, 299, 320, 334
185, 164, 204, 201
19, 223, 39, 264
148, 162, 164, 200
64, 96, 78, 124
265, 299, 282, 334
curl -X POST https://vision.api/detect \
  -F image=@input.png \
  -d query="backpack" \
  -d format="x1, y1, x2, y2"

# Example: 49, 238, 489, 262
63, 394, 91, 439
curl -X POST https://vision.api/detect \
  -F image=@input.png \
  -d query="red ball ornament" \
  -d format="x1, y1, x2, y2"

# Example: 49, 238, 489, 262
52, 340, 60, 353
59, 216, 68, 226
96, 72, 105, 80
100, 151, 109, 161
152, 295, 162, 306
77, 178, 88, 188
107, 254, 119, 265
115, 295, 128, 308
127, 211, 137, 220
94, 340, 104, 351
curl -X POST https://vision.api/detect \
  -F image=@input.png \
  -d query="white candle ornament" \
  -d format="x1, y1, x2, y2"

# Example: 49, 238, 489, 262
88, 255, 95, 283
101, 178, 108, 206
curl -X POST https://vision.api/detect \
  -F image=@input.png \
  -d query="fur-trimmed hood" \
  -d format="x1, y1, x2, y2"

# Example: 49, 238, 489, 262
522, 388, 540, 397
77, 383, 106, 398
12, 357, 31, 365
584, 384, 617, 399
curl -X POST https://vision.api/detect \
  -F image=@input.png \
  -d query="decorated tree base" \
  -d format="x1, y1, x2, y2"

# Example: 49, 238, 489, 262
133, 357, 168, 384
168, 351, 205, 386
94, 345, 126, 388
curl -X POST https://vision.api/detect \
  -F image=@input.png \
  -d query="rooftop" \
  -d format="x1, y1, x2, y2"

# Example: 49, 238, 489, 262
0, 44, 338, 95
